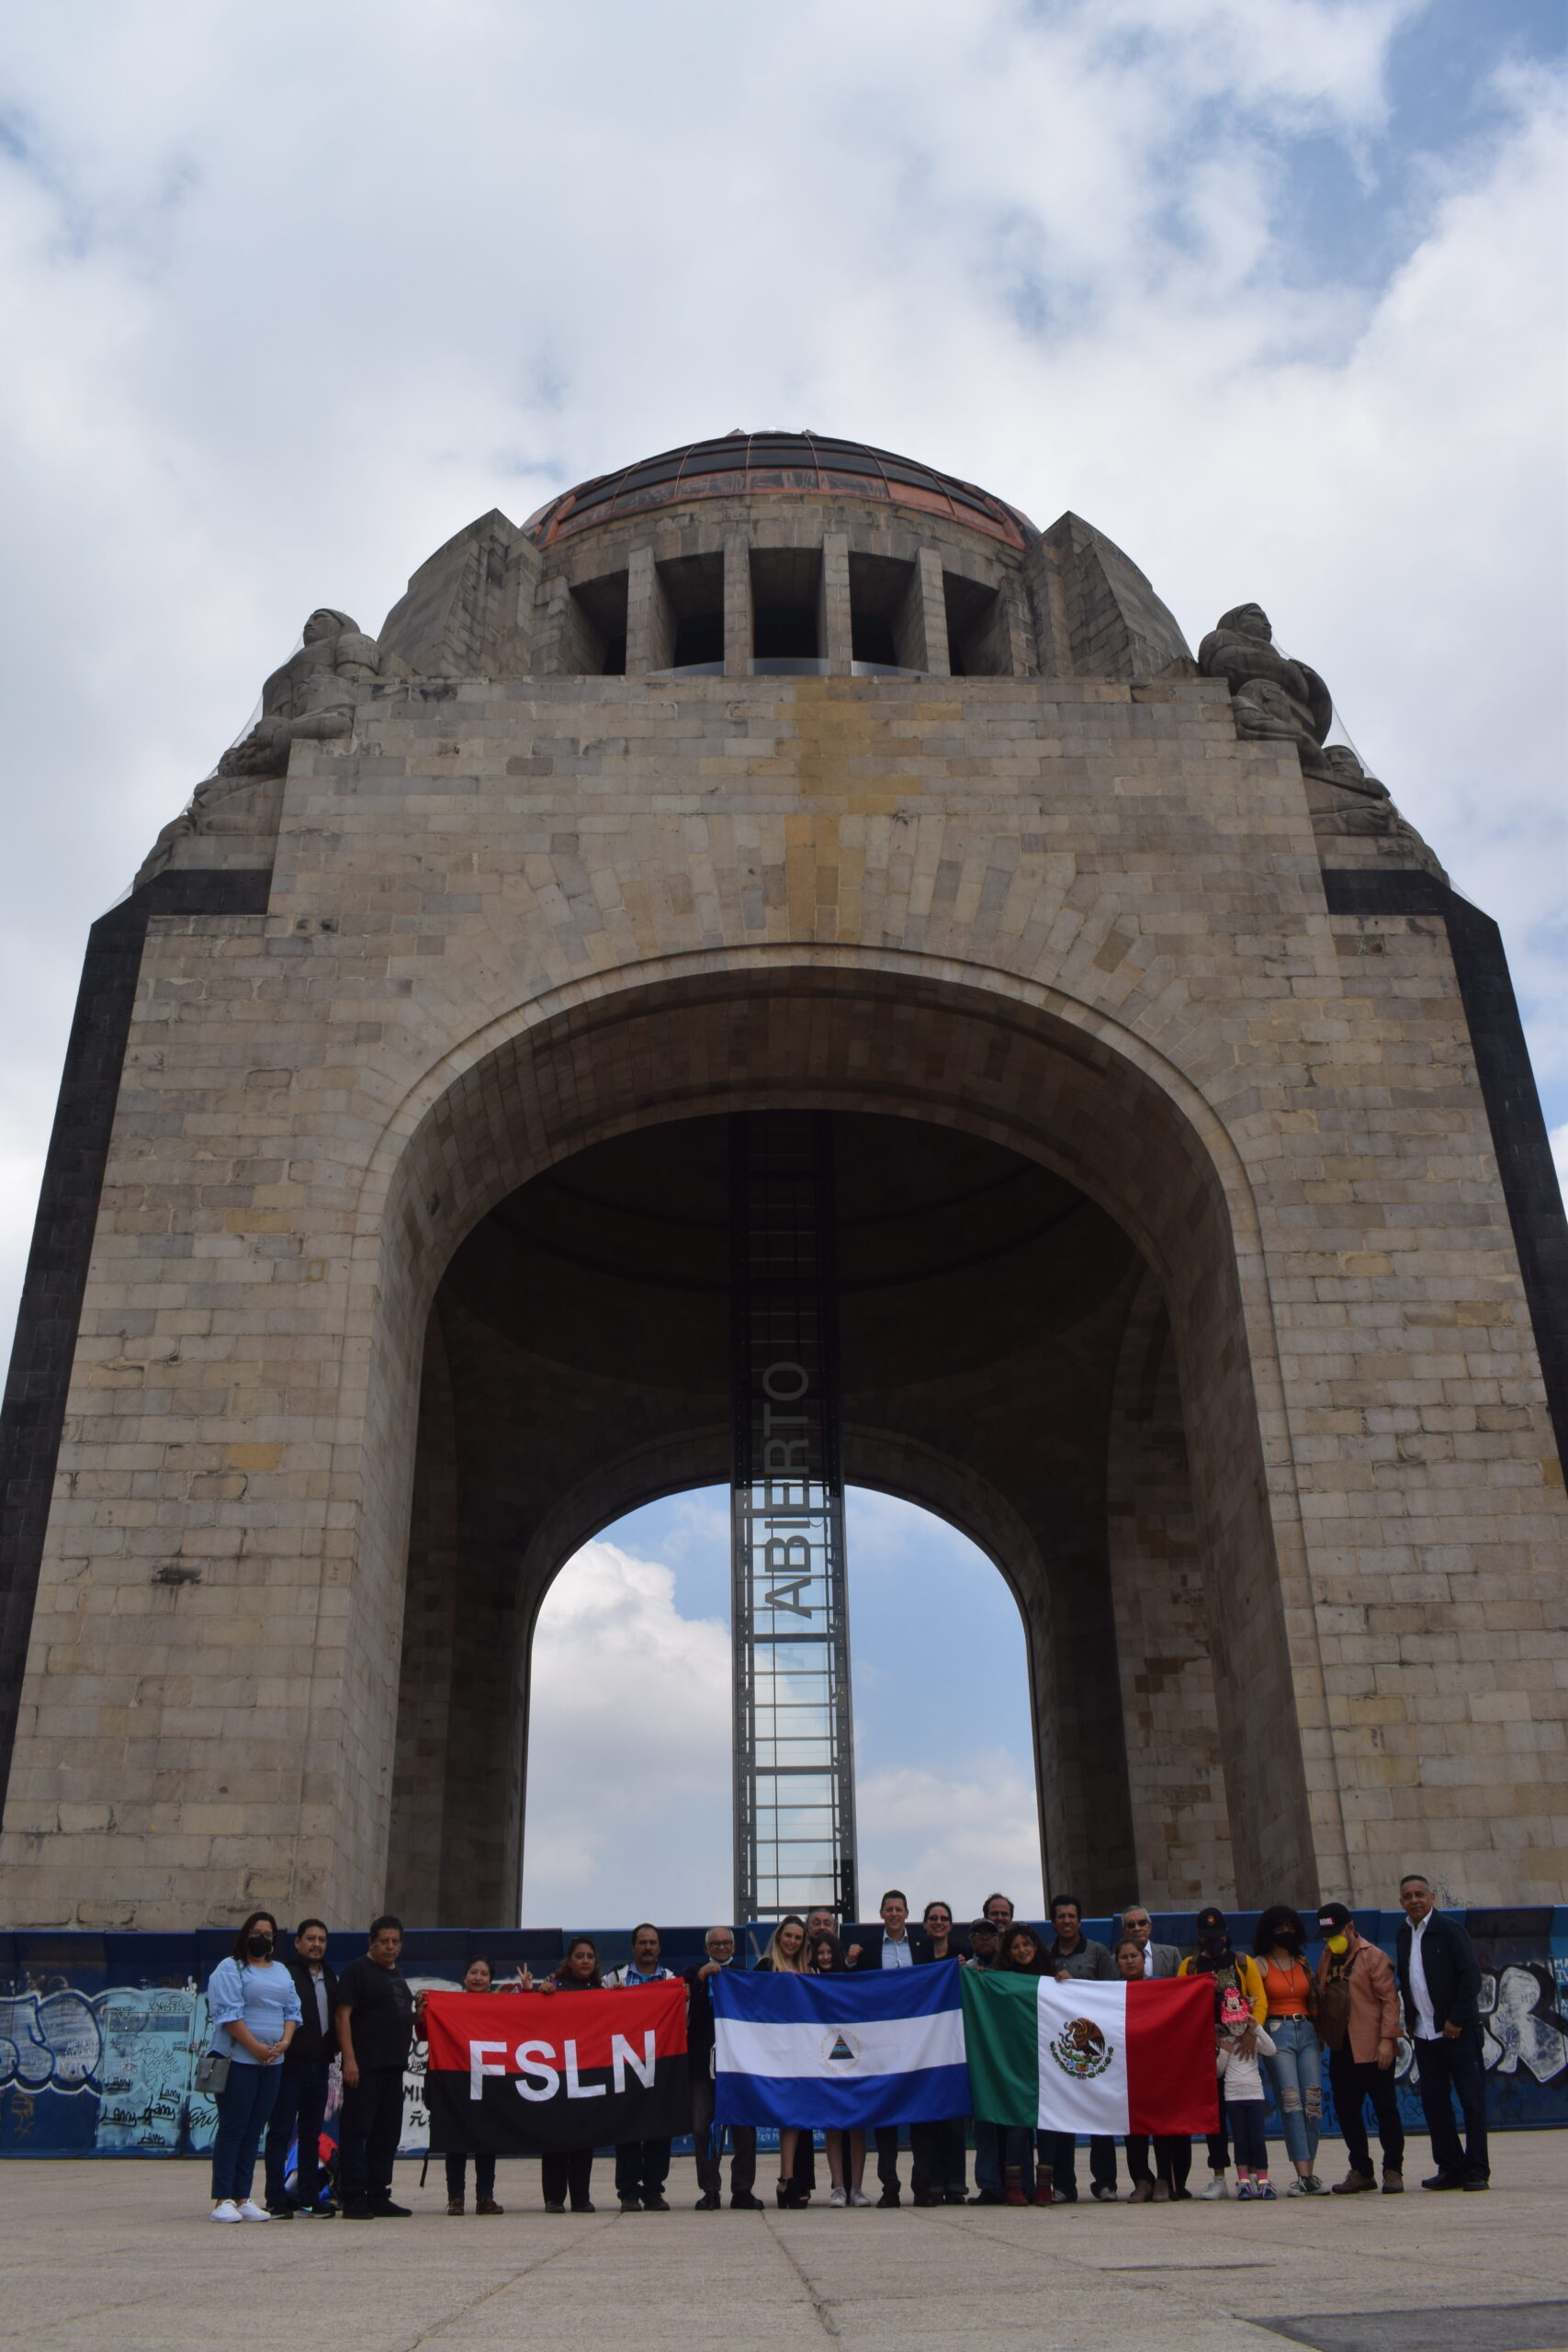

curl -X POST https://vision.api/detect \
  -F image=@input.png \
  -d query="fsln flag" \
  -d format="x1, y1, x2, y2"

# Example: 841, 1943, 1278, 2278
960, 1970, 1217, 2136
423, 1984, 690, 2154
713, 1959, 968, 2132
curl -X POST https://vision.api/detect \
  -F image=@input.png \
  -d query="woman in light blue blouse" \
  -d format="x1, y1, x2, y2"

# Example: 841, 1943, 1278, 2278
206, 1910, 303, 2222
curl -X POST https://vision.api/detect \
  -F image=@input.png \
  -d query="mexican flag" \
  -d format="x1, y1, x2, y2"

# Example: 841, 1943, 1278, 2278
960, 1970, 1217, 2135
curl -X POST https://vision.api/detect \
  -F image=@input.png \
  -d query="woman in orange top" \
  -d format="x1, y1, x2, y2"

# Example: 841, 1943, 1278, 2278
1254, 1905, 1324, 2194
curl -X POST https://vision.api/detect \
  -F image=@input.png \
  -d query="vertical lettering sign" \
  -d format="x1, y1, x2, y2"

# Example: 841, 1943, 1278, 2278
730, 1113, 857, 1926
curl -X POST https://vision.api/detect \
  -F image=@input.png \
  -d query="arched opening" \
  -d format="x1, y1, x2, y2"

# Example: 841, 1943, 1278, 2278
519, 1486, 1045, 1928
355, 960, 1314, 1931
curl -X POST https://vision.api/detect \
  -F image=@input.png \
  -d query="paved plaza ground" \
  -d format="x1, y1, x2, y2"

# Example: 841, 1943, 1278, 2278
4, 2135, 1566, 2352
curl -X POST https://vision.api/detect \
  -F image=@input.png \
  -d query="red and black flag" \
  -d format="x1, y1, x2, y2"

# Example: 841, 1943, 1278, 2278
423, 1984, 691, 2154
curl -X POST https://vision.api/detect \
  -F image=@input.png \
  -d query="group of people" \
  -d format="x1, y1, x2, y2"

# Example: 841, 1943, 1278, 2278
201, 1871, 1490, 2223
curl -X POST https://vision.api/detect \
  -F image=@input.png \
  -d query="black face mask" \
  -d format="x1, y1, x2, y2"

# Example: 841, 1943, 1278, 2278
1201, 1934, 1228, 1960
246, 1932, 274, 1960
1273, 1929, 1303, 1954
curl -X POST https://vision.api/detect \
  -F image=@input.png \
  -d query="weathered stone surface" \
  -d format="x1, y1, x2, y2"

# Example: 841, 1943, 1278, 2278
1, 436, 1563, 1933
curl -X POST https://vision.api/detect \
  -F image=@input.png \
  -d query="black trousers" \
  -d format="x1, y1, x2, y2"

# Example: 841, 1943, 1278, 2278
339, 2064, 405, 2201
541, 2148, 593, 2208
615, 2137, 671, 2201
1125, 2132, 1190, 2191
1226, 2099, 1268, 2172
1327, 2046, 1404, 2176
910, 2117, 967, 2199
691, 2073, 757, 2198
874, 2125, 904, 2193
1037, 2131, 1117, 2198
445, 2151, 496, 2201
264, 2058, 330, 2208
1413, 2029, 1488, 2181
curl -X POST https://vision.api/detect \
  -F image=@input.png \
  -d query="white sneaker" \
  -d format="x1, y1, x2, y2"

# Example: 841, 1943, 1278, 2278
848, 2187, 873, 2207
1200, 2174, 1231, 2199
210, 2199, 242, 2223
236, 2199, 271, 2222
1285, 2177, 1311, 2196
828, 2186, 848, 2207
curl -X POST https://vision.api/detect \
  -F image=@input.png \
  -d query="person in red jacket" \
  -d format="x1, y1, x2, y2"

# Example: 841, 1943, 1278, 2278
1314, 1904, 1404, 2195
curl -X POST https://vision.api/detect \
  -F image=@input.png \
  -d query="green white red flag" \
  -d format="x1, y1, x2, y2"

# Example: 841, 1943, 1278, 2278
959, 1970, 1218, 2135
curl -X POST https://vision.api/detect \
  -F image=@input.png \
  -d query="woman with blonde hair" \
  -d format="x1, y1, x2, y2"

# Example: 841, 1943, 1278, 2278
755, 1916, 812, 2206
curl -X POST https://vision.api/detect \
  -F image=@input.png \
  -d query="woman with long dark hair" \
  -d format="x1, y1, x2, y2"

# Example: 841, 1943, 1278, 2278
1255, 1905, 1324, 2194
998, 1926, 1045, 2203
204, 1910, 302, 2222
537, 1939, 602, 2211
444, 1959, 504, 2215
807, 1931, 870, 2207
911, 1901, 967, 2206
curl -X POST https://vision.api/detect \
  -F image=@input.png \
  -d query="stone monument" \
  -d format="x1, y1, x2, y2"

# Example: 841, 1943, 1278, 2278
1, 432, 1562, 1931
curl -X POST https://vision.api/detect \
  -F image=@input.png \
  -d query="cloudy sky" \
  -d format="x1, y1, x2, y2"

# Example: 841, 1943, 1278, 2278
2, 3, 1563, 1924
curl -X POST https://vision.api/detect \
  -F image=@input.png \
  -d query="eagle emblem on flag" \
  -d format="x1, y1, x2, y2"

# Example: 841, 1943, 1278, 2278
1048, 2015, 1113, 2079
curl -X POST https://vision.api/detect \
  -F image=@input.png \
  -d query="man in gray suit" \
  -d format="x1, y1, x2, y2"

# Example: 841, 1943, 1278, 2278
1121, 1904, 1183, 1978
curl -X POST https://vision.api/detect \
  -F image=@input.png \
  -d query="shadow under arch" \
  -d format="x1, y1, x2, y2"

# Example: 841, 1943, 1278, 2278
355, 957, 1319, 1926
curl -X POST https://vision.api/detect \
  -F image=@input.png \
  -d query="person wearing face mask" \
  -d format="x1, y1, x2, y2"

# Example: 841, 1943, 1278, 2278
1253, 1906, 1325, 2196
1314, 1903, 1404, 2195
205, 1910, 303, 2223
1178, 1905, 1266, 2198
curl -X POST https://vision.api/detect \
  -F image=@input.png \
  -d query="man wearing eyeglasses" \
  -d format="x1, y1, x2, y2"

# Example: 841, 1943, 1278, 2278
685, 1928, 763, 2211
1120, 1904, 1184, 1978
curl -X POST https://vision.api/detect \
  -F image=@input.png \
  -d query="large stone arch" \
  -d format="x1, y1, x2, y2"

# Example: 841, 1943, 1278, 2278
345, 950, 1320, 1925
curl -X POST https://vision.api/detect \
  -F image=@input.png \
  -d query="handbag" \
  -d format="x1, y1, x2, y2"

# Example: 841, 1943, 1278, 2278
195, 2046, 231, 2097
1316, 1955, 1357, 2052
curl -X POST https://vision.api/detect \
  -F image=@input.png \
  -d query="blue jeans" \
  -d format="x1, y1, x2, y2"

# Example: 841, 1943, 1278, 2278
1263, 2015, 1322, 2167
210, 2062, 282, 2202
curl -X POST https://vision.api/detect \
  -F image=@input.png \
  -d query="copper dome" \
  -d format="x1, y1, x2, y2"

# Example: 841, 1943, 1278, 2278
524, 430, 1030, 550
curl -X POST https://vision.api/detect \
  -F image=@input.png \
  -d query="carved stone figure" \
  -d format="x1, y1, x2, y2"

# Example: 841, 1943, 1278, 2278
216, 608, 381, 779
1307, 745, 1447, 880
1199, 603, 1333, 772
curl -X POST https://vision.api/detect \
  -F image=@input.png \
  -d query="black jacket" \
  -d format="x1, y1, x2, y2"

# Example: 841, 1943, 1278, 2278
283, 1953, 339, 2064
846, 1924, 933, 1970
683, 1962, 742, 2064
1396, 1910, 1482, 2034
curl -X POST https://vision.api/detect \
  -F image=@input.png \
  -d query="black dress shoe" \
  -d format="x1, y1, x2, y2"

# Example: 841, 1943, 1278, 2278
1461, 2176, 1490, 2191
911, 2191, 934, 2207
731, 2191, 765, 2210
371, 2198, 412, 2218
340, 2201, 377, 2220
876, 2189, 901, 2207
1422, 2171, 1465, 2190
642, 2194, 671, 2211
694, 2192, 721, 2211
544, 2200, 566, 2213
944, 2188, 968, 2204
570, 2199, 595, 2212
265, 2201, 295, 2219
619, 2198, 643, 2212
969, 2189, 1004, 2205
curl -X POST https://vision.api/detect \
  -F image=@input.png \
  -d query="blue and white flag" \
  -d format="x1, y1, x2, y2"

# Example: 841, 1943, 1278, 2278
712, 1961, 969, 2130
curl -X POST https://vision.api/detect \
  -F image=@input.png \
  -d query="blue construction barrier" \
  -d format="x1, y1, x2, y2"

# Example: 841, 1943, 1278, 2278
1, 1909, 1563, 2157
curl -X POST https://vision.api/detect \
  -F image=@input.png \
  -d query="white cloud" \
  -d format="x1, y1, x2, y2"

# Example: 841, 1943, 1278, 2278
521, 1538, 732, 1929
855, 1751, 1045, 1923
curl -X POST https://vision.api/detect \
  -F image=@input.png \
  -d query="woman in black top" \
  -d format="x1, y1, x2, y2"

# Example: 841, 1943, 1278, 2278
537, 1939, 601, 2211
911, 1901, 967, 2205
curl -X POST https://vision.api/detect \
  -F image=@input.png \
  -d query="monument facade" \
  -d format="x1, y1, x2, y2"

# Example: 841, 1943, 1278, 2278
1, 431, 1563, 1931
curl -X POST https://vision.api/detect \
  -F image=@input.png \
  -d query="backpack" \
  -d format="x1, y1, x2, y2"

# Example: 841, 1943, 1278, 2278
1316, 1951, 1359, 2052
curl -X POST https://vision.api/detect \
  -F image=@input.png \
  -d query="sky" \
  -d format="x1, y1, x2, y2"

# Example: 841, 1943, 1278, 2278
0, 2, 1563, 1924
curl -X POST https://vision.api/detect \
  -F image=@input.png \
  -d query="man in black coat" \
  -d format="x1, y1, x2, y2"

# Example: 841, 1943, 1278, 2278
1395, 1873, 1488, 2190
685, 1927, 762, 2211
264, 1917, 339, 2215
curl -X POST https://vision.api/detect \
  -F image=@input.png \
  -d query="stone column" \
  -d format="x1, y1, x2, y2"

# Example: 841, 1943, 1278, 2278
626, 546, 676, 676
818, 533, 852, 673
893, 547, 951, 675
724, 532, 752, 678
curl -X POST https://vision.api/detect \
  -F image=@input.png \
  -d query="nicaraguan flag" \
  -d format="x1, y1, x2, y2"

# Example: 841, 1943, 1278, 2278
714, 1960, 968, 2130
961, 1970, 1217, 2135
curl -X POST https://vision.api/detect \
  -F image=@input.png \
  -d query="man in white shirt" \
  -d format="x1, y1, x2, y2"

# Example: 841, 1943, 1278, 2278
1395, 1874, 1487, 2190
1120, 1905, 1184, 1979
853, 1891, 931, 2203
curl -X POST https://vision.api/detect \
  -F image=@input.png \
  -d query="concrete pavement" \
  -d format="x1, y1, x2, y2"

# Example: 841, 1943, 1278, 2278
4, 2136, 1567, 2352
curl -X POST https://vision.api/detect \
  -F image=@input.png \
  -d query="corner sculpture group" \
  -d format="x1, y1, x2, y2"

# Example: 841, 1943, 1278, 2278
200, 1875, 1490, 2224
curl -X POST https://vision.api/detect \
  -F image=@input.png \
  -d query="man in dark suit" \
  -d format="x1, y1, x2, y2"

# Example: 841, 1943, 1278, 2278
264, 1917, 339, 2215
847, 1890, 932, 2204
685, 1927, 763, 2211
1395, 1872, 1488, 2191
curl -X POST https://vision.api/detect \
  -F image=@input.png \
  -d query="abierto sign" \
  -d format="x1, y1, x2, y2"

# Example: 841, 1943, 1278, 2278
423, 1983, 690, 2154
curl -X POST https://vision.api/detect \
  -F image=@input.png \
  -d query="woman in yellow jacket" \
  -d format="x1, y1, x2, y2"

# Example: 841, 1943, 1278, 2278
1178, 1905, 1267, 2199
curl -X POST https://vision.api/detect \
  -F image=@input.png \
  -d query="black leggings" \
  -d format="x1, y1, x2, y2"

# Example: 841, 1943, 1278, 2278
540, 2150, 592, 2208
1227, 2100, 1268, 2172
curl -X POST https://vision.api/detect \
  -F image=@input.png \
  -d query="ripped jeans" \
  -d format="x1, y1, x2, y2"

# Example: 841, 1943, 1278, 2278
1263, 2013, 1322, 2167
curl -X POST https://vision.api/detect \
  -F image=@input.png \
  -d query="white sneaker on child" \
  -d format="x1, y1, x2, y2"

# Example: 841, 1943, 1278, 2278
1200, 2174, 1231, 2199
